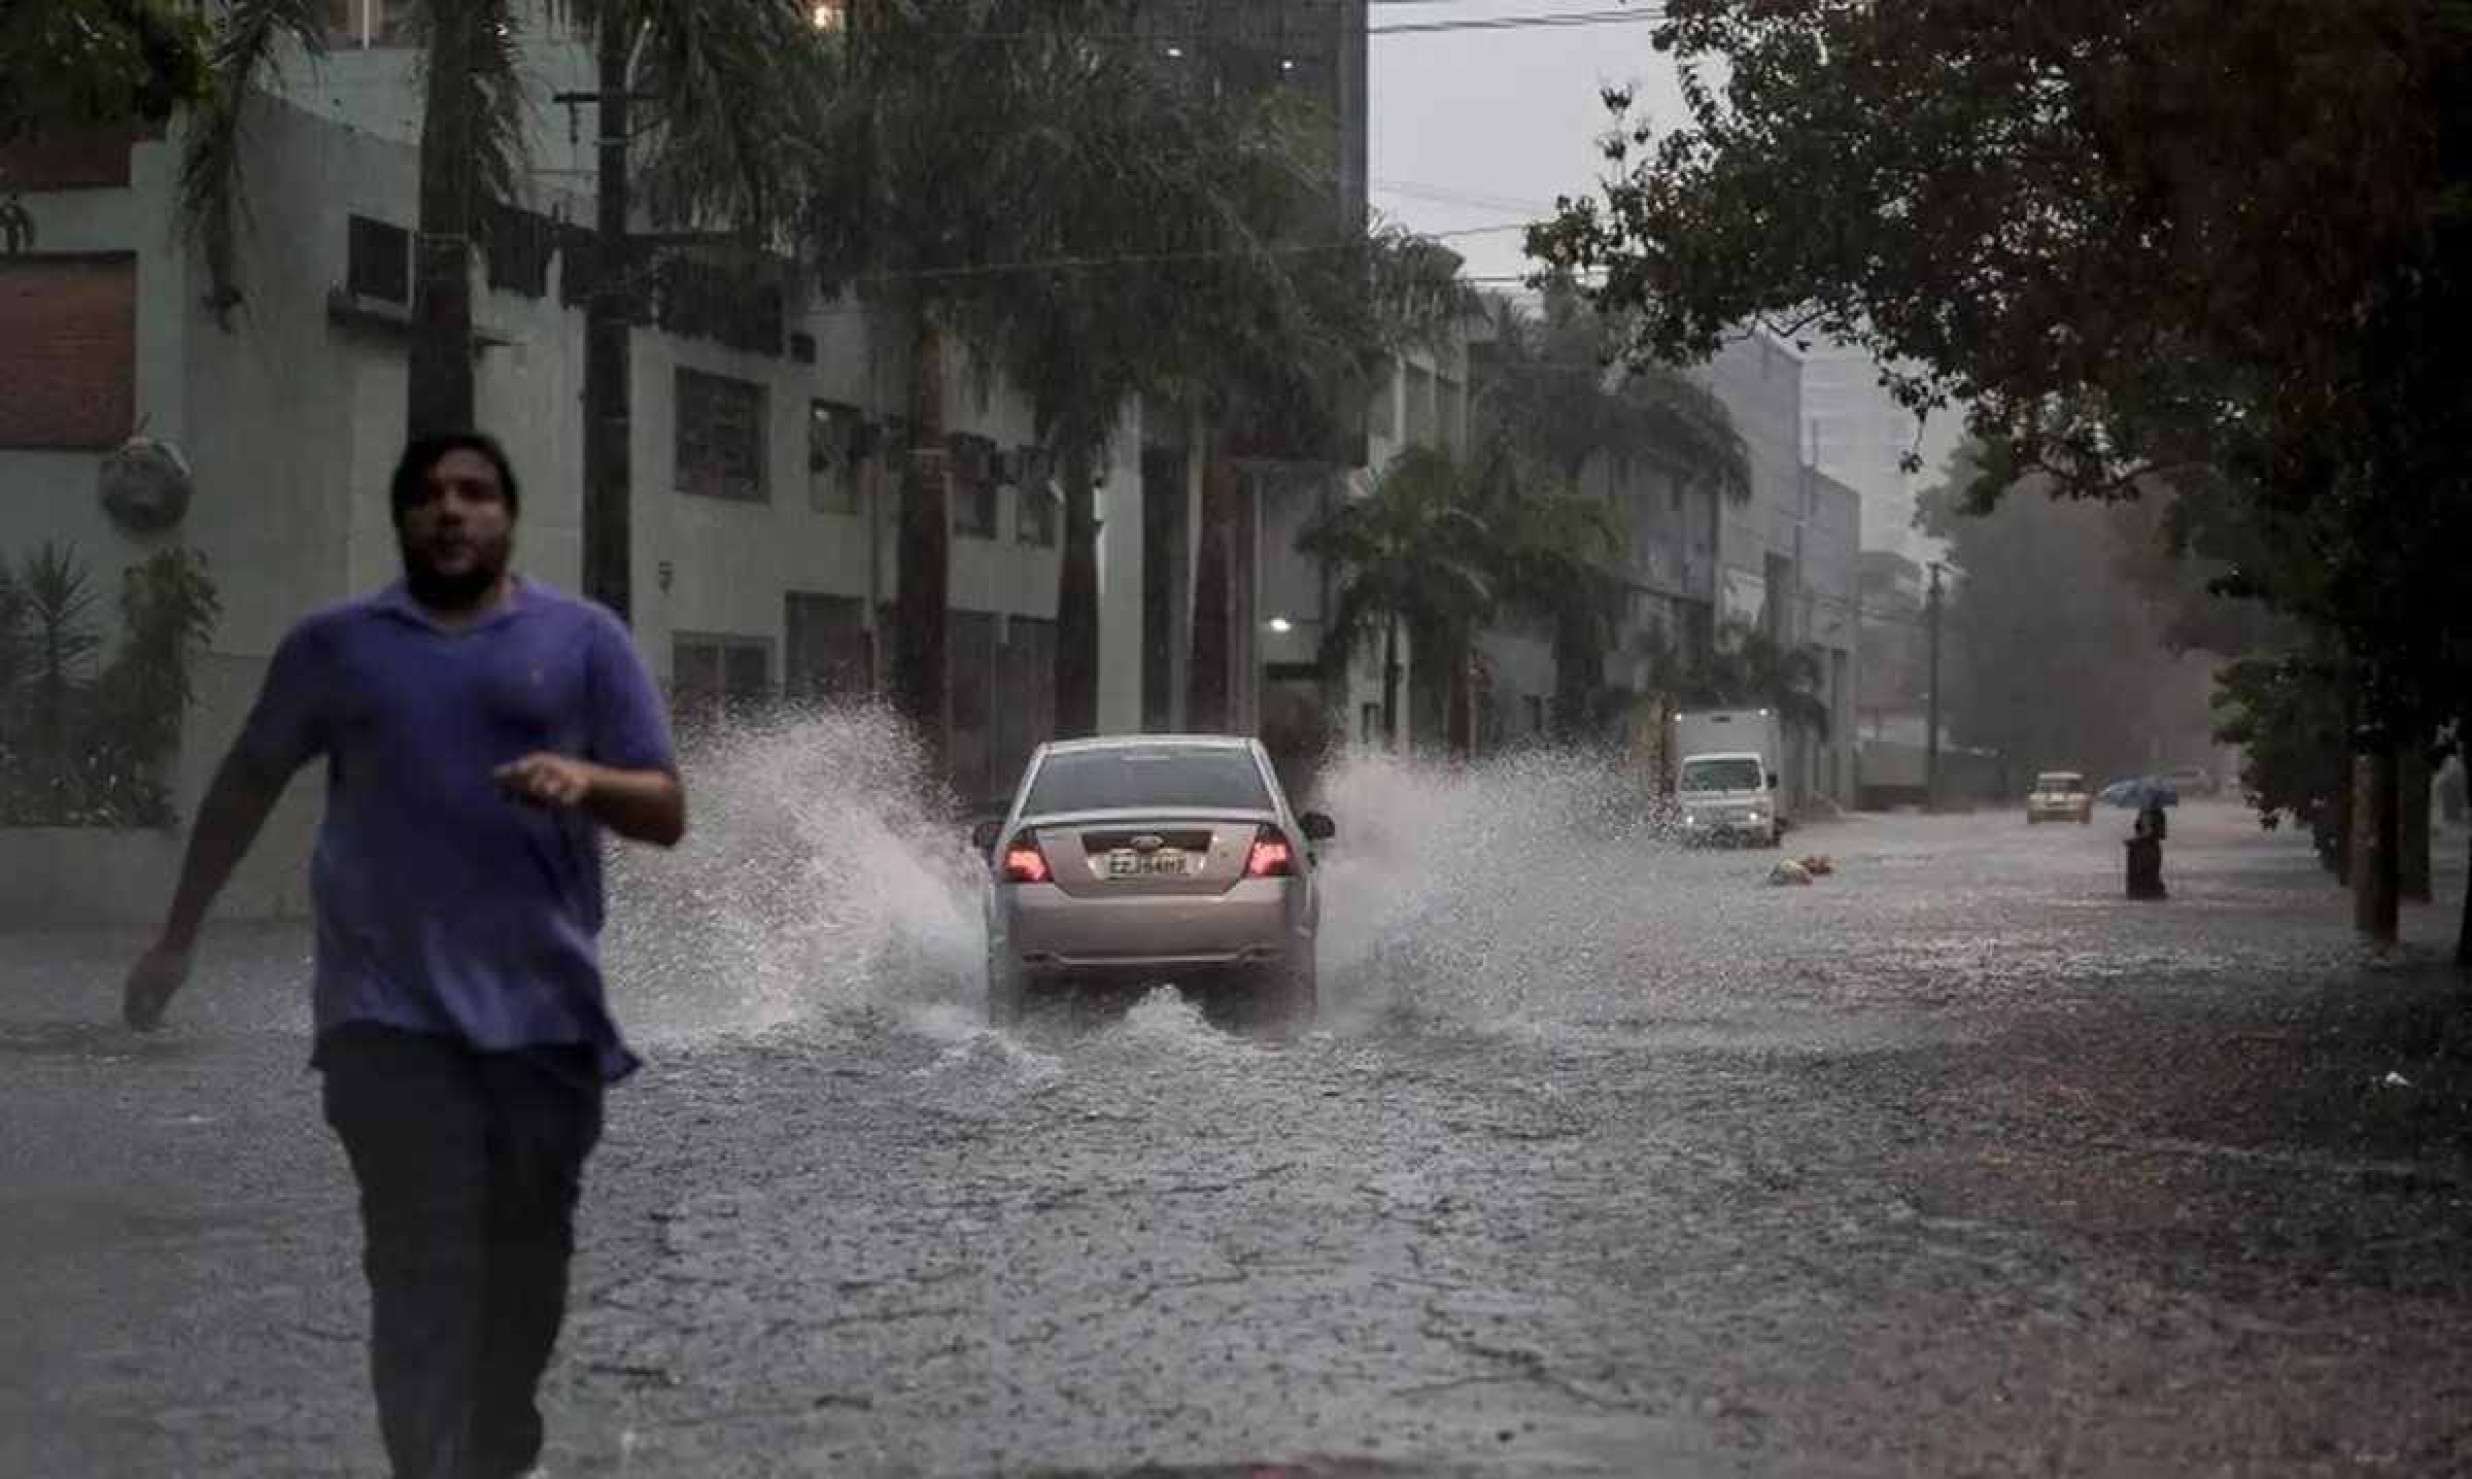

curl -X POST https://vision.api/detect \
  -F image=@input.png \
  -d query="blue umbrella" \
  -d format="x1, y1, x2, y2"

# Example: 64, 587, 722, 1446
2101, 777, 2179, 808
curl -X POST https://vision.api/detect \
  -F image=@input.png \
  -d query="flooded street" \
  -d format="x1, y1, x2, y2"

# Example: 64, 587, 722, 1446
7, 732, 2471, 1476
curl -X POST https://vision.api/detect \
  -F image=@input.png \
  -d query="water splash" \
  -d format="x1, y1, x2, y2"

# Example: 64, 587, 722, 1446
604, 704, 985, 1044
602, 718, 1714, 1050
1310, 744, 1677, 1032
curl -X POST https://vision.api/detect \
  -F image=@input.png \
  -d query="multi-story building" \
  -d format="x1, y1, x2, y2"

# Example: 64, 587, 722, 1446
1694, 334, 1861, 809
1133, 0, 1369, 217
0, 7, 1160, 920
1801, 337, 1942, 566
1134, 0, 1375, 769
0, 0, 1393, 921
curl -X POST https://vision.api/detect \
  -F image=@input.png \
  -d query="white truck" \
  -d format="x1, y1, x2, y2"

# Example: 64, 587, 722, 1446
1670, 707, 1786, 847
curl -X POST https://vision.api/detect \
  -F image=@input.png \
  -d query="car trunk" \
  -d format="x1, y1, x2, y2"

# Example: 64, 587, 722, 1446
1028, 813, 1274, 899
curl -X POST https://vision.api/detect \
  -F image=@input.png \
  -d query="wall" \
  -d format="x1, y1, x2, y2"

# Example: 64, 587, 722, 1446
1, 85, 1143, 922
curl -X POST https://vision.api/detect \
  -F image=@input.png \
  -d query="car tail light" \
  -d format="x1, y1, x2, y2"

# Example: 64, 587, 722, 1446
1244, 826, 1296, 878
1001, 832, 1051, 884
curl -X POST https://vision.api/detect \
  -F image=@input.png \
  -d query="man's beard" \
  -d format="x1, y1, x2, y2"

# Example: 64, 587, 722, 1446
400, 537, 510, 611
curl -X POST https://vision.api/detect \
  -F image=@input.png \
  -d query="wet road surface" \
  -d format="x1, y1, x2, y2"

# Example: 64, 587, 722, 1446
6, 746, 2471, 1476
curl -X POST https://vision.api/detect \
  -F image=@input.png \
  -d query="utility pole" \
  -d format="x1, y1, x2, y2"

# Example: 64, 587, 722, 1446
580, 4, 634, 624
1925, 560, 1943, 810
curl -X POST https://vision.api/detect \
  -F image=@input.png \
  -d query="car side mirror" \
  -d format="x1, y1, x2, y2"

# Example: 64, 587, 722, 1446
1300, 810, 1336, 842
1766, 771, 1780, 790
969, 817, 1002, 853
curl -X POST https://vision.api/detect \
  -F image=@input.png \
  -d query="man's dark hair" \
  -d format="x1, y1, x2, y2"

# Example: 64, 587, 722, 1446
391, 432, 521, 523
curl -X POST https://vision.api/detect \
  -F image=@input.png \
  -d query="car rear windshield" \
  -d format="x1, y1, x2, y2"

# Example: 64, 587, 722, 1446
1680, 757, 1764, 792
2035, 774, 2084, 790
1023, 747, 1272, 815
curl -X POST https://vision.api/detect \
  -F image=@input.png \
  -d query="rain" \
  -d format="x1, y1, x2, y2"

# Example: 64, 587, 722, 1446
5, 2, 2472, 1476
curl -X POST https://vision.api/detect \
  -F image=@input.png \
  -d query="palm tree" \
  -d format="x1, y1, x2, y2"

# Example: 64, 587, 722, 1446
1460, 428, 1630, 741
803, 2, 1405, 753
1181, 220, 1476, 736
14, 543, 100, 797
179, 1, 821, 520
1468, 283, 1752, 727
1690, 621, 1831, 738
803, 1, 1132, 759
179, 0, 524, 430
944, 34, 1345, 738
1297, 446, 1494, 748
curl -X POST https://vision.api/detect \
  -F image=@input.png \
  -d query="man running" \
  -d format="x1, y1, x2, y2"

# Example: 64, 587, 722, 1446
121, 431, 685, 1479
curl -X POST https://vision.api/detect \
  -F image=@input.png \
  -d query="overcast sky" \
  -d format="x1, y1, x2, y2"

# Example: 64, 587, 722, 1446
1368, 1, 1693, 286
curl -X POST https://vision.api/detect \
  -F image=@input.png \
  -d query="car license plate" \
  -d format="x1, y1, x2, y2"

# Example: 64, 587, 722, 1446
1107, 849, 1185, 878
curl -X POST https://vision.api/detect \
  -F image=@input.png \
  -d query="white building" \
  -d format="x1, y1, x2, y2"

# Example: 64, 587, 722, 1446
1694, 334, 1861, 810
0, 16, 1162, 922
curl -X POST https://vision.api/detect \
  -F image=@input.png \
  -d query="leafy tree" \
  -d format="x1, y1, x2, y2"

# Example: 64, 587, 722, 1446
0, 0, 209, 146
85, 548, 221, 825
2213, 649, 2356, 877
1, 0, 210, 254
1531, 0, 2472, 955
1912, 444, 2217, 787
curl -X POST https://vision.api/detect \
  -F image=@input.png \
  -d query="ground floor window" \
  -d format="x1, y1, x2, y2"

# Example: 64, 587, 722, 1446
672, 632, 771, 733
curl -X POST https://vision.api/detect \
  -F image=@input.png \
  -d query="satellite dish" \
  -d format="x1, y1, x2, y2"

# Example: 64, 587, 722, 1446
99, 437, 194, 534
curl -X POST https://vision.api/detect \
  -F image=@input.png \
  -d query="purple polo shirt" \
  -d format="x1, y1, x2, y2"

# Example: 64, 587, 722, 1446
236, 578, 674, 1082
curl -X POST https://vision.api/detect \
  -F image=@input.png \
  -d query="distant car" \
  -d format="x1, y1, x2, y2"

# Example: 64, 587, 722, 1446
2026, 770, 2094, 824
1676, 750, 1784, 847
975, 735, 1330, 1026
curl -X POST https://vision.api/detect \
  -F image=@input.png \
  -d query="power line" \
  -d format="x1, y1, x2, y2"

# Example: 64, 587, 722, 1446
1369, 7, 1667, 36
826, 7, 1666, 42
1372, 177, 1559, 216
825, 220, 1529, 285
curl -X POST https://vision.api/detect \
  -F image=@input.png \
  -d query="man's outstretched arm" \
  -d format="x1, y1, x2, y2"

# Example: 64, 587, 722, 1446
122, 748, 294, 1030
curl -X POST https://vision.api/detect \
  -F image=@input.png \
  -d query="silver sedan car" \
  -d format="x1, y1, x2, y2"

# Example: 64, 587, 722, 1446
973, 735, 1332, 1025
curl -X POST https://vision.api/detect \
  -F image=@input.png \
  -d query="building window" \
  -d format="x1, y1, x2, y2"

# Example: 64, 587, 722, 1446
1017, 486, 1059, 547
325, 0, 415, 49
484, 203, 553, 298
784, 593, 872, 703
1368, 359, 1399, 440
347, 215, 410, 304
676, 368, 768, 502
671, 633, 771, 729
1014, 449, 1058, 547
808, 400, 862, 514
0, 255, 136, 450
949, 433, 997, 538
1403, 362, 1437, 448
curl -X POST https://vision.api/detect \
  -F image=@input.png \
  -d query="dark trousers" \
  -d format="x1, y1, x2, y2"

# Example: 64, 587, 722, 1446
320, 1025, 603, 1479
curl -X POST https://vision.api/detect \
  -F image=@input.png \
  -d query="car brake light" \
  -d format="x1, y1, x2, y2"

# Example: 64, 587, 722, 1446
1001, 833, 1051, 884
1245, 826, 1295, 878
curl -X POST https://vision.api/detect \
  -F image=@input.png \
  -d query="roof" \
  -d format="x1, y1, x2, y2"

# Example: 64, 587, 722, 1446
1037, 733, 1254, 755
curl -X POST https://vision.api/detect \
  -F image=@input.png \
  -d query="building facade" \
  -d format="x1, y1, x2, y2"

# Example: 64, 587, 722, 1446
0, 38, 1152, 920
